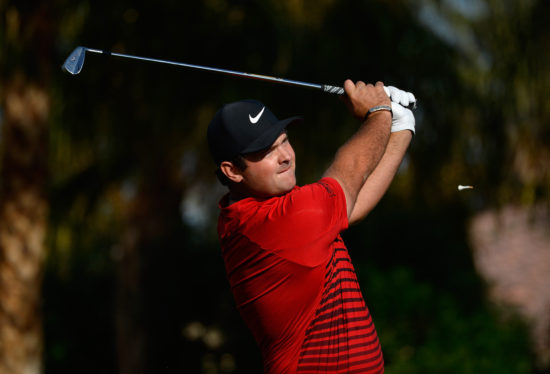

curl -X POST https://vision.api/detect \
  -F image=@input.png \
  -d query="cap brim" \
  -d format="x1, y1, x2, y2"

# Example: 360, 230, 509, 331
241, 116, 303, 155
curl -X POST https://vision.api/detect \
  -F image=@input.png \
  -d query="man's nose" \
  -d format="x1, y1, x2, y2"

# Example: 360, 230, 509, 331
278, 144, 292, 163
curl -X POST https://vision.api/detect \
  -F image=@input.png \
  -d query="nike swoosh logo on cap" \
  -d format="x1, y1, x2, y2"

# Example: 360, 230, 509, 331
249, 107, 265, 124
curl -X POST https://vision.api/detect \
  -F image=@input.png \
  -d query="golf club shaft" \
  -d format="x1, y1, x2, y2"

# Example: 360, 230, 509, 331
65, 46, 417, 107
84, 48, 344, 94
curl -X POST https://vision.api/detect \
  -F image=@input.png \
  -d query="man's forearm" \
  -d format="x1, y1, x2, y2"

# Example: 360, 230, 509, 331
323, 111, 391, 218
348, 130, 412, 225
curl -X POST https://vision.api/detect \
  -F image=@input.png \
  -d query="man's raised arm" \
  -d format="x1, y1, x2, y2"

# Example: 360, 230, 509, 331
323, 80, 392, 219
349, 98, 416, 224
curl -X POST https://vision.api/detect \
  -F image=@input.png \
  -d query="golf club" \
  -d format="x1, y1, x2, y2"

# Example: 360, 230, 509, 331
62, 46, 345, 94
62, 46, 416, 108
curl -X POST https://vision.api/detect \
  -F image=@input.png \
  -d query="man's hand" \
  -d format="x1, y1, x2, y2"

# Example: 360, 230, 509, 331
391, 102, 415, 134
342, 80, 391, 121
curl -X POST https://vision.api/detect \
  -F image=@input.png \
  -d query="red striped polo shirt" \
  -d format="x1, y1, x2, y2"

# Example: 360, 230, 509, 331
218, 177, 383, 373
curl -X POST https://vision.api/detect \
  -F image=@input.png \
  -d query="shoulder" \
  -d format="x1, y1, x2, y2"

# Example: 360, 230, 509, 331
316, 177, 343, 198
220, 178, 345, 225
283, 177, 344, 205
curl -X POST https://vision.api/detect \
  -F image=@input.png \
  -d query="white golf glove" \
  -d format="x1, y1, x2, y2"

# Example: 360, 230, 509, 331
390, 101, 415, 134
384, 85, 416, 108
383, 86, 416, 134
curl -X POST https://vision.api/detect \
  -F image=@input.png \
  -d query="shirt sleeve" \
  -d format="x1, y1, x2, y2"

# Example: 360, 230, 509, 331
242, 177, 349, 267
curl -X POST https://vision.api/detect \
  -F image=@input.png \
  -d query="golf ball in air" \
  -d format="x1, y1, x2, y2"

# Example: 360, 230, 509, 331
458, 185, 474, 191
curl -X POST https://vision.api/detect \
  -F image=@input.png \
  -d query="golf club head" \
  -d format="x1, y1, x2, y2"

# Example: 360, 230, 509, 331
62, 46, 86, 75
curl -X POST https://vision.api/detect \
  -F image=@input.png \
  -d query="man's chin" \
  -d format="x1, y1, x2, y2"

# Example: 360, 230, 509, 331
283, 184, 296, 194
281, 179, 297, 194
272, 177, 296, 196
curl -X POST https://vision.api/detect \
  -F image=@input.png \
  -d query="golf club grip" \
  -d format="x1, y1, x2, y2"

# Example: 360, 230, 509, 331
322, 85, 345, 95
323, 84, 417, 110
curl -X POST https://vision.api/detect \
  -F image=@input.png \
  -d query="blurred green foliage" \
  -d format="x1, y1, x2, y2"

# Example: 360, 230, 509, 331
1, 0, 549, 373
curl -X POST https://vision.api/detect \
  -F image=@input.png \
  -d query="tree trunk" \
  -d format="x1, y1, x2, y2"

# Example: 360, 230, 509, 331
0, 75, 49, 374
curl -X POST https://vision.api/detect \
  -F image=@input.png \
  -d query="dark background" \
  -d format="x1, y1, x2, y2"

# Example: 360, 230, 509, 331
1, 0, 549, 373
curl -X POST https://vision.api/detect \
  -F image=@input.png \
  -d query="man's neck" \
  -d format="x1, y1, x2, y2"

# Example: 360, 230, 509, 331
228, 189, 245, 204
227, 194, 239, 205
228, 188, 268, 204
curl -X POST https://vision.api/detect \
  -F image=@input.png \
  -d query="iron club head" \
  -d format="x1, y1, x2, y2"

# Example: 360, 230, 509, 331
62, 46, 87, 75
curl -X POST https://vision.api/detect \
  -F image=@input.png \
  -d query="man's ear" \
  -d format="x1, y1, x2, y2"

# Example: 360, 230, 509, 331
220, 161, 244, 183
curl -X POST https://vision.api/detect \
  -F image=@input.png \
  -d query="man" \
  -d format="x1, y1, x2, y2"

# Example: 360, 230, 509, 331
207, 80, 415, 373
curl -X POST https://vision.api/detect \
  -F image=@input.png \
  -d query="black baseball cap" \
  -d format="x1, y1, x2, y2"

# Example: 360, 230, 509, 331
207, 99, 302, 166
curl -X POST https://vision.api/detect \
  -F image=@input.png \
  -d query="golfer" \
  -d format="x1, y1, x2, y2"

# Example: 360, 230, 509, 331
207, 80, 415, 373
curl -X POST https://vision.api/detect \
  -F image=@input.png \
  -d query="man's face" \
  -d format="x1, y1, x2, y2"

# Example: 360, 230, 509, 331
239, 132, 296, 198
